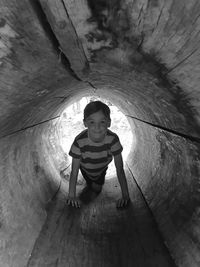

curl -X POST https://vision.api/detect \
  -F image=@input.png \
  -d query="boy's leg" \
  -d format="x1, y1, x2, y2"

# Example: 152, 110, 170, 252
80, 167, 92, 187
80, 167, 107, 193
91, 183, 102, 193
91, 168, 107, 193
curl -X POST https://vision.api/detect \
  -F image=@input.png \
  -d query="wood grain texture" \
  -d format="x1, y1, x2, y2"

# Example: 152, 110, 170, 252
39, 0, 89, 76
27, 167, 176, 267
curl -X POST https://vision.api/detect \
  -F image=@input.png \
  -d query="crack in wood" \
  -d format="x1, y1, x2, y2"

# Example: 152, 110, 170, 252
156, 4, 164, 29
137, 4, 144, 28
192, 12, 200, 26
54, 96, 69, 104
0, 115, 60, 139
158, 31, 177, 51
61, 0, 89, 67
126, 163, 177, 266
31, 0, 82, 81
165, 46, 200, 74
126, 114, 200, 143
126, 163, 151, 212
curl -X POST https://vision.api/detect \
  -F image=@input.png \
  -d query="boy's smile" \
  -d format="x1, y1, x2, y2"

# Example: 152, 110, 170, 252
84, 110, 111, 142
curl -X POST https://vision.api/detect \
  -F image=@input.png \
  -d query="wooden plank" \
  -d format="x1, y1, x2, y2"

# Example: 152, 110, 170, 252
39, 0, 89, 77
27, 167, 176, 267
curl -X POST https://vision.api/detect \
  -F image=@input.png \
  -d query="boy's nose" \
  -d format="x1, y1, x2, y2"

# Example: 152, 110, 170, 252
95, 123, 100, 130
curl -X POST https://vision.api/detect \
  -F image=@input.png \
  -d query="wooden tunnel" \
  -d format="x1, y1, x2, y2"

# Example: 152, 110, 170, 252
0, 1, 200, 266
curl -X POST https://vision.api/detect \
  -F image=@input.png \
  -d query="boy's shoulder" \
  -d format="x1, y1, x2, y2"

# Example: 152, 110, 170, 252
74, 129, 88, 141
106, 129, 121, 143
107, 129, 119, 138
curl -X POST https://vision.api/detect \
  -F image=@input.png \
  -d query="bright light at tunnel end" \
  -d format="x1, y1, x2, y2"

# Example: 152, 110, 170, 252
58, 96, 136, 178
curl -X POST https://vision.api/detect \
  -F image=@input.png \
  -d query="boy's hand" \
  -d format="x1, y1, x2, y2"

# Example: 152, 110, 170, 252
66, 196, 81, 208
116, 196, 130, 209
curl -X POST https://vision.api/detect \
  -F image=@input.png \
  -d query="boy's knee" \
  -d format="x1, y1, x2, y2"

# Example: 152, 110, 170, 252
91, 182, 102, 193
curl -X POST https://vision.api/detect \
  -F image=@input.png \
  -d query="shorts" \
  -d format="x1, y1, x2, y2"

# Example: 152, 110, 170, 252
80, 166, 108, 186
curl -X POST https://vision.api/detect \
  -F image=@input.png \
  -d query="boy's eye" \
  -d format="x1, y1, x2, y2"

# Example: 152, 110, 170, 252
87, 120, 107, 125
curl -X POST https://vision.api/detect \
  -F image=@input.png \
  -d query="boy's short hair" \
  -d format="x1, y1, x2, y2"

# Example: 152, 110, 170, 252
84, 101, 111, 120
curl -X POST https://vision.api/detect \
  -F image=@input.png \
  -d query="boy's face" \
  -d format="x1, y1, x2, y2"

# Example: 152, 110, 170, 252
84, 110, 111, 143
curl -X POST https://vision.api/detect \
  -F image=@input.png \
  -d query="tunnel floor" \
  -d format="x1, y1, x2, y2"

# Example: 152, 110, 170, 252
27, 167, 176, 267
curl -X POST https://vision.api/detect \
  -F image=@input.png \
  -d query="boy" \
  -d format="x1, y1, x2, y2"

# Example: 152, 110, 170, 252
66, 100, 130, 208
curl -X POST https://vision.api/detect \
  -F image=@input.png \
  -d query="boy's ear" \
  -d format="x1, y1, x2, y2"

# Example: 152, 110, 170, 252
83, 119, 88, 128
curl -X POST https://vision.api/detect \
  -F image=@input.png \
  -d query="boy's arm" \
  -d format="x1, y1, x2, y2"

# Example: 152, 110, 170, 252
67, 157, 81, 208
114, 153, 130, 208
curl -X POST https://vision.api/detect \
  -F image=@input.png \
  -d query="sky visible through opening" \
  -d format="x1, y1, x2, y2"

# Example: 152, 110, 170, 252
59, 96, 135, 178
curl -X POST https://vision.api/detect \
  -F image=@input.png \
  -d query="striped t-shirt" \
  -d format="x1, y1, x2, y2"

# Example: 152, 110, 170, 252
69, 129, 123, 180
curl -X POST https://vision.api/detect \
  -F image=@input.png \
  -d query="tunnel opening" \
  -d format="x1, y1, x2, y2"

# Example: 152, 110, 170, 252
55, 95, 136, 182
